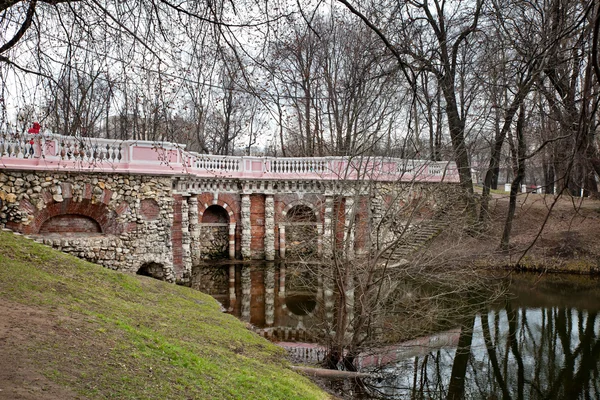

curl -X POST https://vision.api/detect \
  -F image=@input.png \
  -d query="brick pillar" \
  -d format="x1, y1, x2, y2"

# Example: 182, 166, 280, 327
264, 194, 275, 261
188, 196, 200, 264
344, 196, 355, 259
228, 222, 236, 259
323, 195, 334, 257
181, 196, 192, 282
241, 194, 251, 259
279, 224, 286, 259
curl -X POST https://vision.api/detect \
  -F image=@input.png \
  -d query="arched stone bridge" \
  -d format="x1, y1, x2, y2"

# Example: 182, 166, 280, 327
0, 133, 460, 283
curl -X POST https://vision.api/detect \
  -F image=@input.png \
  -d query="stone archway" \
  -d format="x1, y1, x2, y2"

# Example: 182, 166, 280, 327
136, 262, 168, 281
200, 205, 234, 259
280, 202, 321, 259
39, 214, 102, 235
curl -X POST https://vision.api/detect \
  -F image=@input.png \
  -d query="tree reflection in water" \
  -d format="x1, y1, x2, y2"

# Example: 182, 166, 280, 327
371, 305, 600, 399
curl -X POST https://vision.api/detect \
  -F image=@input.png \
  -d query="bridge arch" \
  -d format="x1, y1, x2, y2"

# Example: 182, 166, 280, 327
198, 199, 235, 223
133, 252, 174, 282
201, 204, 230, 224
198, 200, 236, 260
281, 200, 321, 223
280, 200, 322, 259
16, 196, 120, 236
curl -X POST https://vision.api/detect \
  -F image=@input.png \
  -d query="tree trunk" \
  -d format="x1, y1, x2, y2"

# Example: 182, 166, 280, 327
501, 104, 526, 250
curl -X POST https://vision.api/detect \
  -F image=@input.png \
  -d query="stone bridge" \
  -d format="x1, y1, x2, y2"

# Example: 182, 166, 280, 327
0, 133, 460, 284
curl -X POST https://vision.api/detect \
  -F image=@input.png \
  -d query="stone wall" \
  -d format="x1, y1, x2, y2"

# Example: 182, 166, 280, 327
0, 170, 177, 282
0, 169, 462, 282
199, 225, 229, 259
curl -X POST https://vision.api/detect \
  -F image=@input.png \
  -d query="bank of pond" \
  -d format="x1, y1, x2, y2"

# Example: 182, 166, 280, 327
192, 262, 600, 399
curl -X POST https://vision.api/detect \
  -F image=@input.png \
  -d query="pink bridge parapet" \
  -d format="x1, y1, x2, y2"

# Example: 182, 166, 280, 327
0, 133, 460, 183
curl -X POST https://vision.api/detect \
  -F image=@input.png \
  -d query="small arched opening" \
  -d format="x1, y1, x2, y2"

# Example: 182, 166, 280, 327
39, 214, 102, 235
136, 262, 167, 281
200, 205, 231, 259
285, 204, 318, 258
202, 205, 230, 223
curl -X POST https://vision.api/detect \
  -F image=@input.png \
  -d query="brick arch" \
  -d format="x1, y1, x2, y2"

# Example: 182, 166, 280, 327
198, 199, 236, 224
281, 200, 321, 223
19, 197, 121, 235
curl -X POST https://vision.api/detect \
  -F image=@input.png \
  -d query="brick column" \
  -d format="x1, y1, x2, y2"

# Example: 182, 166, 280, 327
264, 195, 275, 261
323, 195, 333, 257
188, 196, 200, 264
241, 194, 251, 259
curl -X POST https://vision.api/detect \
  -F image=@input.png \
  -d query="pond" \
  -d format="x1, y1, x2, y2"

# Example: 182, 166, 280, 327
374, 273, 600, 399
192, 262, 600, 399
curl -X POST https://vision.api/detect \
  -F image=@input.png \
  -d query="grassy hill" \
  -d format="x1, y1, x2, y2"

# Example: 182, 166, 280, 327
0, 230, 328, 400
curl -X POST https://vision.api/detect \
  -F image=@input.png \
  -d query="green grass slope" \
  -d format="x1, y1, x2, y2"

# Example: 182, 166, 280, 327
0, 231, 328, 399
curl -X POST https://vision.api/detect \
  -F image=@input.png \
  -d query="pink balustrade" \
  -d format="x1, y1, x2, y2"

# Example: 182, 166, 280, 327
0, 133, 459, 183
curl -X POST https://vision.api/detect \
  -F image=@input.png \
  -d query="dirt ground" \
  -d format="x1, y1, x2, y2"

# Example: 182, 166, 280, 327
435, 192, 600, 271
0, 300, 81, 400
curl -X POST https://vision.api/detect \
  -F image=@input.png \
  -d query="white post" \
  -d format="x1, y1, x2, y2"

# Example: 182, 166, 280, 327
228, 222, 236, 259
264, 194, 275, 261
241, 194, 251, 259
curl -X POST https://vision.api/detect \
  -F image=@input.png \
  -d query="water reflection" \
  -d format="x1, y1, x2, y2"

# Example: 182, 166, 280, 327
375, 276, 600, 399
192, 263, 600, 399
191, 262, 321, 341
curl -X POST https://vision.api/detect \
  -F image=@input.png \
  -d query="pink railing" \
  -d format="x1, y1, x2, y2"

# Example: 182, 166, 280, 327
0, 133, 459, 183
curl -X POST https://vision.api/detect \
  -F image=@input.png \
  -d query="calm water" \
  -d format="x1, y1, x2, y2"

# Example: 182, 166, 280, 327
192, 263, 600, 399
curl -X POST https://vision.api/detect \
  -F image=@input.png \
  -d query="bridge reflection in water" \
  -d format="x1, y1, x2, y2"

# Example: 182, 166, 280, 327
193, 265, 600, 399
192, 262, 322, 342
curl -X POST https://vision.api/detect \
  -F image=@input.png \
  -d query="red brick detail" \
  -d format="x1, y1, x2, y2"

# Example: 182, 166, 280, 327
115, 201, 130, 216
354, 196, 369, 250
39, 214, 101, 233
83, 184, 93, 200
41, 190, 53, 205
250, 194, 265, 253
19, 199, 36, 215
124, 222, 137, 233
335, 197, 346, 247
250, 268, 266, 326
17, 198, 120, 235
101, 189, 113, 205
61, 183, 72, 199
140, 198, 160, 220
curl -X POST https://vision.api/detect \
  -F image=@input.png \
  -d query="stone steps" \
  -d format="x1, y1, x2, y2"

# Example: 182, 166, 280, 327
382, 200, 465, 261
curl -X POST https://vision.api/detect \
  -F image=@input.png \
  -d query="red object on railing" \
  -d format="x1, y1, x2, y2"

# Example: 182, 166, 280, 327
27, 122, 40, 134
